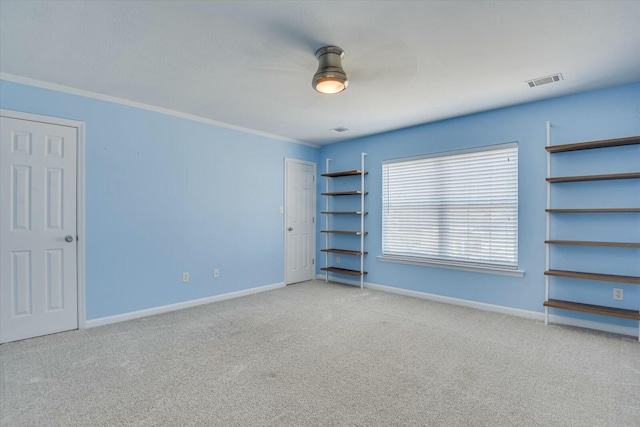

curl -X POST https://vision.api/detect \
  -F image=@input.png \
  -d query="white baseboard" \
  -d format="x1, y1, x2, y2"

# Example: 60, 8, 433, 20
85, 282, 286, 328
545, 314, 637, 338
316, 274, 638, 338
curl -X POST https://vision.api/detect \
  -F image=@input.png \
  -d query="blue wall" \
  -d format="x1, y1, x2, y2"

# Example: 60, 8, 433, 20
2, 78, 639, 330
318, 82, 640, 329
0, 79, 318, 320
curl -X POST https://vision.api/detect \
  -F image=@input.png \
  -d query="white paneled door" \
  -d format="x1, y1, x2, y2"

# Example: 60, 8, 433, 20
285, 159, 316, 284
0, 116, 78, 343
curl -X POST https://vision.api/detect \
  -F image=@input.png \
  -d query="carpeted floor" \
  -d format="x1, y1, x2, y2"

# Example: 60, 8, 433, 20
1, 280, 639, 426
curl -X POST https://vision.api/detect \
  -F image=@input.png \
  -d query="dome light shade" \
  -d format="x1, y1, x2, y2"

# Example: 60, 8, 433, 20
312, 46, 348, 94
315, 77, 346, 94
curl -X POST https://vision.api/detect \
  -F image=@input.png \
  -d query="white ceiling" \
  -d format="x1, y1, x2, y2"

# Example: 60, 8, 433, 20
1, 1, 639, 146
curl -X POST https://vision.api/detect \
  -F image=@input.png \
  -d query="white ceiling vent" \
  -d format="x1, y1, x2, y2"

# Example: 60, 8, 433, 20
526, 73, 563, 88
330, 126, 350, 133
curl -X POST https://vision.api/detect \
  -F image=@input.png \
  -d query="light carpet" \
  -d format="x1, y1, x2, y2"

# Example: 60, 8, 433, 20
1, 280, 639, 426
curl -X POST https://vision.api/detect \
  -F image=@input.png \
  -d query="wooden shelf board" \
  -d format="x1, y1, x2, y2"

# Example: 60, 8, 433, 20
321, 267, 367, 276
321, 230, 368, 235
546, 136, 640, 153
545, 240, 640, 248
321, 170, 368, 177
547, 172, 640, 183
321, 211, 368, 215
321, 191, 368, 196
546, 208, 640, 213
321, 249, 368, 255
544, 299, 640, 320
544, 269, 640, 284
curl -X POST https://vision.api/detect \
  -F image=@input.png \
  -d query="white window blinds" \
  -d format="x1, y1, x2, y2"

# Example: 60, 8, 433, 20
382, 143, 518, 269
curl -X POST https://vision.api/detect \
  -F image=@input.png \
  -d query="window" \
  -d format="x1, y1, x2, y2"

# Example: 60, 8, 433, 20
381, 143, 519, 274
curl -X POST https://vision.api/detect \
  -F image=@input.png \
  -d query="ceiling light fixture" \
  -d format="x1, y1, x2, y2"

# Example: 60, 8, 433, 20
313, 46, 348, 94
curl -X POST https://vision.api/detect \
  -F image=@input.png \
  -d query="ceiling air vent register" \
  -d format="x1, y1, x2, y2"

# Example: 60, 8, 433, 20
526, 73, 564, 88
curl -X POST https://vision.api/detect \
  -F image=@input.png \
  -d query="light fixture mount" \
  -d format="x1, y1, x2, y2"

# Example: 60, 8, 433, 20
313, 46, 348, 94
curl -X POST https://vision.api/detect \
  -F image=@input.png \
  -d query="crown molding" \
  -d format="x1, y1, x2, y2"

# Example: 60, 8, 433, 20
0, 73, 320, 149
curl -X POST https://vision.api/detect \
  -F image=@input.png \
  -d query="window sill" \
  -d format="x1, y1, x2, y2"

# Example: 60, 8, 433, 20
377, 255, 525, 277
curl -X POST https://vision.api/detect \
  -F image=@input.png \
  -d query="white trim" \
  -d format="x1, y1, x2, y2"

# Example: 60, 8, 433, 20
0, 72, 319, 149
377, 255, 525, 277
86, 281, 285, 328
1, 109, 85, 129
316, 275, 638, 338
0, 109, 87, 330
546, 314, 638, 338
284, 158, 317, 285
76, 122, 87, 329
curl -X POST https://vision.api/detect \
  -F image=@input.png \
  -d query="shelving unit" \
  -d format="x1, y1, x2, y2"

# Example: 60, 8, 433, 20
320, 153, 368, 289
544, 127, 640, 340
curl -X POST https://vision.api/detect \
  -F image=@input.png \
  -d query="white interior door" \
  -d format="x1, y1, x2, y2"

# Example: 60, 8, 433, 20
285, 159, 316, 284
0, 116, 78, 343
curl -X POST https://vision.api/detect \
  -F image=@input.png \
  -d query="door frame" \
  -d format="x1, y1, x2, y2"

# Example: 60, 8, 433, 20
283, 158, 316, 285
1, 109, 86, 329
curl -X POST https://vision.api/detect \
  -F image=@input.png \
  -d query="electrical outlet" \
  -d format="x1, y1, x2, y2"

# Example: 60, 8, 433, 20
182, 272, 189, 283
279, 206, 284, 214
336, 256, 341, 264
214, 268, 220, 278
613, 288, 623, 300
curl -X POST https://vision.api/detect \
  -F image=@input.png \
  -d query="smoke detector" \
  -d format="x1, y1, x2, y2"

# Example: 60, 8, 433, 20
330, 126, 350, 133
526, 73, 563, 88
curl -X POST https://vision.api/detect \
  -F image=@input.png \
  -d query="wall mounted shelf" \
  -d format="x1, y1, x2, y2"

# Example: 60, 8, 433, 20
320, 267, 368, 277
544, 269, 640, 284
320, 211, 368, 215
322, 154, 368, 288
321, 230, 367, 235
321, 191, 368, 196
545, 136, 640, 153
545, 240, 640, 248
321, 249, 368, 256
544, 299, 640, 320
546, 172, 640, 183
544, 129, 640, 340
321, 170, 368, 178
546, 208, 640, 213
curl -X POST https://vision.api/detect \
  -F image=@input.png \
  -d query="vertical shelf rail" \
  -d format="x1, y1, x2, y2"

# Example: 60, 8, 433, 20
324, 158, 332, 283
545, 122, 551, 325
360, 152, 367, 289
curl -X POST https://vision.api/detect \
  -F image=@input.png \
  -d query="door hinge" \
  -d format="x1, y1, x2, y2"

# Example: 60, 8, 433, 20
313, 175, 315, 182
312, 217, 315, 223
312, 258, 315, 265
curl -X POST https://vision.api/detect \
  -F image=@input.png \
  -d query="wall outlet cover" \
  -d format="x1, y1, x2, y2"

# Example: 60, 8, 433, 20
613, 288, 623, 300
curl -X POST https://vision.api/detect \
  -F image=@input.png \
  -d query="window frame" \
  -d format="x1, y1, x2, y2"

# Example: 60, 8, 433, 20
378, 142, 524, 277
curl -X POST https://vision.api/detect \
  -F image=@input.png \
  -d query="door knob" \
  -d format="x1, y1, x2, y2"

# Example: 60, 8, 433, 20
65, 235, 74, 242
288, 227, 293, 231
